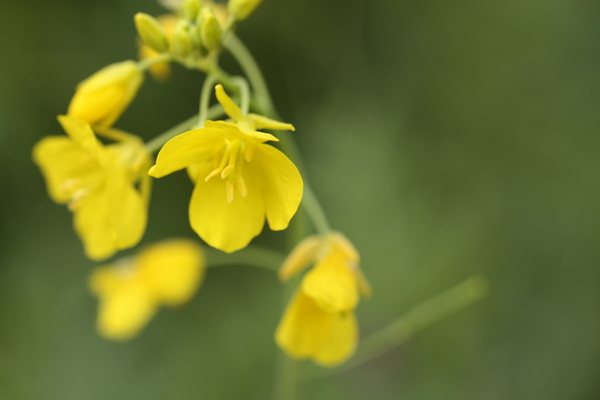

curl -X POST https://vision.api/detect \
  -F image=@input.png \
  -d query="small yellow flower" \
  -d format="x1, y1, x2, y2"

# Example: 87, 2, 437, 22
33, 116, 150, 260
149, 85, 303, 253
89, 239, 205, 341
275, 232, 371, 366
138, 14, 178, 81
67, 61, 144, 129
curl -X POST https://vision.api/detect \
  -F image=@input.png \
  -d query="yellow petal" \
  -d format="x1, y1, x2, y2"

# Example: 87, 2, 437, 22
189, 163, 265, 253
275, 290, 358, 367
215, 84, 243, 121
278, 235, 321, 281
106, 172, 147, 250
329, 231, 360, 263
149, 129, 223, 178
32, 136, 100, 203
301, 252, 359, 313
138, 239, 205, 305
88, 265, 124, 296
247, 113, 295, 131
73, 188, 118, 261
96, 279, 157, 341
57, 115, 105, 163
253, 144, 303, 231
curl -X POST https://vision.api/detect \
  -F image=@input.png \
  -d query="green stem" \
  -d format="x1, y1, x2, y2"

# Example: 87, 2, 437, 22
231, 76, 251, 115
204, 246, 285, 272
225, 33, 273, 114
137, 53, 173, 71
196, 74, 218, 128
145, 104, 223, 153
305, 275, 489, 379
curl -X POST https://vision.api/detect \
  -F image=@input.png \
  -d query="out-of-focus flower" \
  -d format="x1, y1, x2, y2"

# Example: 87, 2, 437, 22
67, 61, 144, 129
33, 116, 150, 260
275, 232, 371, 366
149, 84, 303, 253
89, 239, 205, 340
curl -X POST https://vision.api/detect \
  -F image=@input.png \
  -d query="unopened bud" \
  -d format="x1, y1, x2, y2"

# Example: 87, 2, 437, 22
228, 0, 263, 21
134, 13, 169, 53
172, 25, 193, 58
67, 61, 144, 129
183, 0, 202, 21
199, 8, 222, 50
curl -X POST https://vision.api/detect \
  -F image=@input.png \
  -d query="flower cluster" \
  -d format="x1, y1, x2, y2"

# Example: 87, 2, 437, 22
32, 0, 370, 369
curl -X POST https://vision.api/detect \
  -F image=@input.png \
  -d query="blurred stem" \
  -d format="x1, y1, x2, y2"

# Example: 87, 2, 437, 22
144, 104, 223, 153
273, 281, 300, 400
225, 33, 273, 115
204, 246, 285, 272
137, 53, 172, 71
225, 34, 330, 235
305, 275, 489, 379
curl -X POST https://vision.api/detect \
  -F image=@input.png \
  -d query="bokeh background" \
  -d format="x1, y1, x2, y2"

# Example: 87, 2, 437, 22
1, 0, 599, 399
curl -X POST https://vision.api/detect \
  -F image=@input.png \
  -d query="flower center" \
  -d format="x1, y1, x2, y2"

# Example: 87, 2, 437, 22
204, 139, 253, 203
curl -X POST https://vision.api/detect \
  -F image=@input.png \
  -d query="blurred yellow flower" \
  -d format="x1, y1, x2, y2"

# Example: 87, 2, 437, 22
149, 85, 303, 253
33, 115, 150, 260
67, 60, 144, 129
89, 239, 205, 341
275, 232, 371, 366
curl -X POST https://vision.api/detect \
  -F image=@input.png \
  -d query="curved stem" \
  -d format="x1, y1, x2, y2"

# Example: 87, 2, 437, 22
225, 33, 273, 114
231, 76, 251, 115
137, 53, 173, 71
196, 74, 218, 128
144, 104, 224, 153
204, 245, 285, 272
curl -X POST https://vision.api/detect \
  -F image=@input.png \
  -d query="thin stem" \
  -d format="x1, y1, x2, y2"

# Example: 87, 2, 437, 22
301, 184, 330, 234
137, 53, 173, 71
204, 246, 285, 272
94, 127, 139, 143
225, 33, 273, 114
196, 74, 218, 128
231, 76, 251, 115
304, 275, 489, 380
144, 104, 223, 153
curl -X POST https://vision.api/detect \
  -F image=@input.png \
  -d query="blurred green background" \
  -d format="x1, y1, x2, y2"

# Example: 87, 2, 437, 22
1, 0, 599, 399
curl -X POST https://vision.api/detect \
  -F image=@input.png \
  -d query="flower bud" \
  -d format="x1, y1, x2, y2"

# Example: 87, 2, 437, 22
134, 13, 169, 53
172, 24, 193, 58
67, 61, 144, 129
183, 0, 202, 21
228, 0, 263, 21
199, 8, 222, 50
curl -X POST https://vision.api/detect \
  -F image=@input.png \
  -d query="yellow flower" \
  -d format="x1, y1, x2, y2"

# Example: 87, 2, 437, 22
275, 232, 371, 366
33, 115, 150, 260
67, 60, 144, 129
89, 239, 205, 341
149, 85, 303, 253
138, 14, 178, 81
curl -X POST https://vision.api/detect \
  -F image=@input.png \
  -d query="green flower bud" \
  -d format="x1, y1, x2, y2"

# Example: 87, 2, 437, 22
172, 25, 193, 58
228, 0, 263, 21
183, 0, 202, 21
134, 13, 169, 53
199, 8, 222, 50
